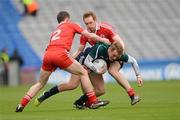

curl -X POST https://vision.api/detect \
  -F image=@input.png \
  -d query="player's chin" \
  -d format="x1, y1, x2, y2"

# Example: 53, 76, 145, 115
109, 58, 114, 62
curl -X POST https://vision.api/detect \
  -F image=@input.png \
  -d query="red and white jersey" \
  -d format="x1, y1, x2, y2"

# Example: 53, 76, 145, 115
47, 21, 84, 51
80, 22, 117, 46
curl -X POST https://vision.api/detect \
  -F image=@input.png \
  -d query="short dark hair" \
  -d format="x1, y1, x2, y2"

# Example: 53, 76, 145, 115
57, 11, 70, 23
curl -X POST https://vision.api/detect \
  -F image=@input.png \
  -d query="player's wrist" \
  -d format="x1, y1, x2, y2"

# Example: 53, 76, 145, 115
136, 74, 141, 78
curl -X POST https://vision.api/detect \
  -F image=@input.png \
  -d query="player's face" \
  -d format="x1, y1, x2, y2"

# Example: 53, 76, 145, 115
83, 16, 96, 32
108, 49, 120, 61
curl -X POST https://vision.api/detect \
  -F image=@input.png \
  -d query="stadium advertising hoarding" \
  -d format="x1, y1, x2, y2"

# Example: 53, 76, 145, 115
48, 58, 180, 84
120, 60, 180, 81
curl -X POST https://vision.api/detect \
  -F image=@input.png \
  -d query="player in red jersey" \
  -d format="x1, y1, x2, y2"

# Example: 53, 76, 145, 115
34, 11, 143, 109
15, 11, 111, 112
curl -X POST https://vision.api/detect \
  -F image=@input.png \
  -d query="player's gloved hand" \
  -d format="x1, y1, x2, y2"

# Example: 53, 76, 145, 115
137, 75, 143, 87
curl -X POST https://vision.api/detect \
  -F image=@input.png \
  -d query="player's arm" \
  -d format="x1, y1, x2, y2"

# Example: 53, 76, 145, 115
112, 35, 125, 49
84, 45, 104, 74
72, 44, 85, 58
124, 54, 143, 86
81, 30, 110, 44
102, 23, 124, 48
127, 55, 140, 76
73, 23, 110, 44
84, 54, 100, 73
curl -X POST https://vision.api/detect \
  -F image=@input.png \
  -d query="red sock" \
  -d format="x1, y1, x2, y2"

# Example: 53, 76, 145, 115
20, 94, 32, 107
86, 91, 97, 106
127, 88, 135, 97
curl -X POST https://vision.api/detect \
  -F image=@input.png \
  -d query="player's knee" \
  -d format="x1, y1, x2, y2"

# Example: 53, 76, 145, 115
79, 68, 88, 76
39, 79, 48, 87
39, 72, 50, 86
69, 83, 79, 90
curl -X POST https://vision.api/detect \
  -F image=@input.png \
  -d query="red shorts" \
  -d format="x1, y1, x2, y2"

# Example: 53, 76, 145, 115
42, 48, 73, 71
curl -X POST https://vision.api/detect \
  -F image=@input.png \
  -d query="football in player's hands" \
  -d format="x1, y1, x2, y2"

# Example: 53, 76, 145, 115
93, 59, 107, 74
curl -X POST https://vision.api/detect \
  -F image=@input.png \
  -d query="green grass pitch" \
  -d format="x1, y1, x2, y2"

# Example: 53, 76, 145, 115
0, 80, 180, 120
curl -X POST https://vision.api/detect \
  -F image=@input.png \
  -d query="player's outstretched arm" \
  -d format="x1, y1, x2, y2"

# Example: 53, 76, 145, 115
112, 35, 125, 49
72, 45, 85, 58
126, 55, 143, 86
81, 30, 110, 44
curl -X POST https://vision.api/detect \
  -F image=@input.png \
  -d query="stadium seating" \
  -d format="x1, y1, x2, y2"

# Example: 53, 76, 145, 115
1, 0, 178, 68
11, 0, 180, 61
0, 0, 41, 68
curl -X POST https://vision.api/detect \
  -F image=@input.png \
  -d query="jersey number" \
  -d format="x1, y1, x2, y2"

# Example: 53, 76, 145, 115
51, 29, 61, 41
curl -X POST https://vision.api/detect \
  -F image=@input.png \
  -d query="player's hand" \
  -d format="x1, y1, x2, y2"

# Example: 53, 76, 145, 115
137, 75, 143, 87
98, 67, 107, 74
103, 38, 111, 45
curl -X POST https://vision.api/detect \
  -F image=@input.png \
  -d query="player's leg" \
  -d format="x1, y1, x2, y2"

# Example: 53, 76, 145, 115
34, 50, 84, 107
89, 73, 110, 106
90, 72, 105, 96
108, 61, 141, 105
35, 74, 80, 106
64, 60, 104, 109
58, 74, 80, 91
74, 73, 109, 109
35, 57, 101, 109
16, 69, 52, 112
15, 50, 57, 112
78, 72, 105, 96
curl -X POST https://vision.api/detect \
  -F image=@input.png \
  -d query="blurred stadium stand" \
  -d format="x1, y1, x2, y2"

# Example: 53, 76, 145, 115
0, 0, 41, 68
12, 0, 180, 60
0, 0, 180, 84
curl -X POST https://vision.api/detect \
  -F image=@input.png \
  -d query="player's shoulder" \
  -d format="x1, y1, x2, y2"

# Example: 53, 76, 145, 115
99, 22, 114, 30
95, 42, 109, 49
64, 21, 74, 26
67, 21, 84, 31
65, 21, 80, 27
119, 52, 129, 61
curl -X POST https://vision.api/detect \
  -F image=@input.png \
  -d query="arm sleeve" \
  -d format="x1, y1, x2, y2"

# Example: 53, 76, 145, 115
126, 55, 141, 76
106, 28, 117, 38
72, 23, 84, 34
83, 44, 104, 73
101, 22, 117, 38
80, 35, 88, 45
84, 54, 100, 73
